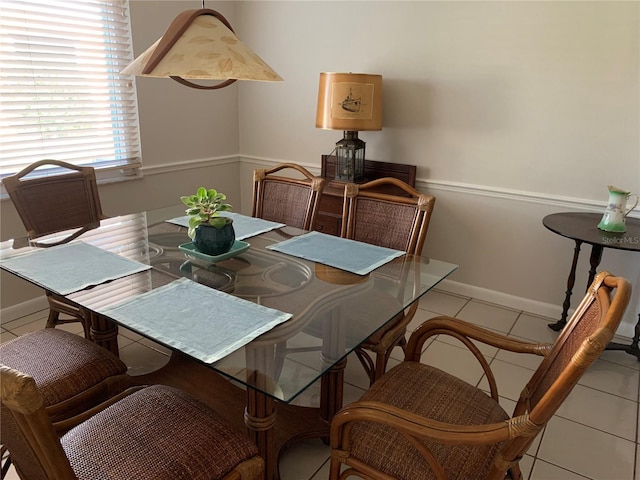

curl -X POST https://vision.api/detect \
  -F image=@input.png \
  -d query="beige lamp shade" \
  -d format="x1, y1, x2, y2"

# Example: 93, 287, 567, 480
316, 73, 382, 131
122, 9, 282, 89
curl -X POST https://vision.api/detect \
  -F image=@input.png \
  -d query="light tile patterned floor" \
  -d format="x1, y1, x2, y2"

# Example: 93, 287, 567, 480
2, 289, 638, 480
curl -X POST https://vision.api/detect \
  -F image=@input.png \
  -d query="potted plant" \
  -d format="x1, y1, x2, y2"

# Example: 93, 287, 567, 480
180, 187, 235, 255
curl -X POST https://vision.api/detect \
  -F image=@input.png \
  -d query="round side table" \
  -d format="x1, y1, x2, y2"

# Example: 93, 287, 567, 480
543, 212, 640, 359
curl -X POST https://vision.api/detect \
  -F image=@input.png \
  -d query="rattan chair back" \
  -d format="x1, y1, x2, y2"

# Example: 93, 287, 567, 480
521, 272, 629, 418
341, 177, 435, 255
329, 272, 631, 480
341, 177, 436, 383
2, 160, 107, 338
252, 163, 325, 230
496, 272, 631, 477
3, 160, 105, 240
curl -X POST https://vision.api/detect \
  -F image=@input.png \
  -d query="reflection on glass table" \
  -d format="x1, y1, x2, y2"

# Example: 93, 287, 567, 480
0, 205, 457, 480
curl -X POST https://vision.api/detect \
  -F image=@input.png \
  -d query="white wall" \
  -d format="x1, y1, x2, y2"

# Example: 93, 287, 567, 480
2, 1, 639, 338
235, 1, 640, 335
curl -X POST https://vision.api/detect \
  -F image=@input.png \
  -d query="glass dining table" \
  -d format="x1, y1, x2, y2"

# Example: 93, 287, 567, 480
0, 206, 457, 480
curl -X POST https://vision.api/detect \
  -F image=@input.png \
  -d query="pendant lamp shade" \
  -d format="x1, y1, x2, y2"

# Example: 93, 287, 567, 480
122, 9, 282, 89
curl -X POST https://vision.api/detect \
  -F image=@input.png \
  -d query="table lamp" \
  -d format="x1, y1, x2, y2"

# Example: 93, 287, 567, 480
315, 73, 382, 182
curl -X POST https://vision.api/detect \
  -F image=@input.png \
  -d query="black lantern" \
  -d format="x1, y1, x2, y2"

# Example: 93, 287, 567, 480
335, 131, 365, 181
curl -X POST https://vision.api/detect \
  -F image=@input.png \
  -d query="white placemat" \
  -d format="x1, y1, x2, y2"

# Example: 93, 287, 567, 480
98, 277, 292, 364
167, 212, 285, 240
0, 242, 151, 295
266, 231, 405, 276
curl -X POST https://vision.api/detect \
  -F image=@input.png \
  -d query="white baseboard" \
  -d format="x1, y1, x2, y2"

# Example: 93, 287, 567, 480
437, 279, 634, 345
1, 296, 48, 323
438, 279, 563, 319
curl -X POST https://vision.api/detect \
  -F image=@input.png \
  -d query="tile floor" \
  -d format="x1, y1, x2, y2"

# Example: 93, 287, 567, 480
1, 288, 639, 480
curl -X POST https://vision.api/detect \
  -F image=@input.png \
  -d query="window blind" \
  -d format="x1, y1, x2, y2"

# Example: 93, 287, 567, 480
0, 0, 141, 181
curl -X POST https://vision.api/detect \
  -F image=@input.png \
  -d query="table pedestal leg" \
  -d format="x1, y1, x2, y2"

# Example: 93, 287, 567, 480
87, 310, 119, 355
549, 243, 605, 331
605, 313, 640, 361
245, 390, 277, 480
320, 357, 346, 422
587, 245, 603, 286
549, 241, 639, 361
630, 314, 640, 357
320, 309, 347, 423
244, 346, 278, 479
549, 240, 582, 331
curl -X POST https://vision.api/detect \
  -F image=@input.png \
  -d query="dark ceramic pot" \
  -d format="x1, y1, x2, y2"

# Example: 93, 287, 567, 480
193, 218, 235, 256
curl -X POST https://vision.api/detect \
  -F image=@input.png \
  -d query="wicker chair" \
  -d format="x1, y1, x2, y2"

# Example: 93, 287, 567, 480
252, 163, 325, 231
0, 329, 130, 478
2, 159, 107, 339
329, 271, 631, 480
341, 177, 436, 384
0, 365, 264, 480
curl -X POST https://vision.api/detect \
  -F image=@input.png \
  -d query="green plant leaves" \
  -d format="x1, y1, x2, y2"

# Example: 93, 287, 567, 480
181, 187, 232, 239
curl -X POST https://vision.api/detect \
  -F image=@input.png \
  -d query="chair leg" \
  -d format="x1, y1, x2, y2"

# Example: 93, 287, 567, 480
81, 317, 92, 341
328, 456, 342, 480
357, 334, 409, 386
371, 336, 408, 385
45, 307, 60, 329
45, 297, 92, 340
354, 348, 376, 386
274, 342, 287, 380
1, 446, 11, 480
507, 463, 523, 480
373, 350, 392, 384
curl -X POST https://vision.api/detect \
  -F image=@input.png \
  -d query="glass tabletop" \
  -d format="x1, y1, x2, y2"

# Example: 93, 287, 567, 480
0, 206, 458, 403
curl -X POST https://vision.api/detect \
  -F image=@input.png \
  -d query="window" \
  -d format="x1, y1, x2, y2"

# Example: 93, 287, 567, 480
0, 0, 141, 184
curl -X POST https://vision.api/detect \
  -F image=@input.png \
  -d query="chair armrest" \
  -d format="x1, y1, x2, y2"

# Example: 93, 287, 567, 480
406, 316, 552, 360
331, 400, 528, 448
30, 223, 101, 248
405, 316, 552, 400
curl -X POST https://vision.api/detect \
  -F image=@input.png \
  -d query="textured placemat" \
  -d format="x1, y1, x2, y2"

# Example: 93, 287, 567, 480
99, 277, 292, 364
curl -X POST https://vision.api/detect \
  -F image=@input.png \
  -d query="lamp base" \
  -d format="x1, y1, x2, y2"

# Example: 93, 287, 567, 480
335, 131, 365, 182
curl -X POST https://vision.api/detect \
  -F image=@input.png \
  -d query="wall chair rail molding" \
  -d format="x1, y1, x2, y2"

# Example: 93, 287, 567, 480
418, 178, 640, 216
239, 156, 636, 215
238, 156, 320, 174
141, 155, 240, 177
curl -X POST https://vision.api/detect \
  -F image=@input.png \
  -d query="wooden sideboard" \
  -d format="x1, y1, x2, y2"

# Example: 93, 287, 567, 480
314, 155, 417, 236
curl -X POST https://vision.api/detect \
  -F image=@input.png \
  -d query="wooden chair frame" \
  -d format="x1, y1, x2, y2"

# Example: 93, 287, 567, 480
252, 163, 325, 231
0, 328, 131, 479
329, 272, 631, 480
2, 160, 107, 339
3, 159, 105, 242
341, 177, 436, 384
0, 365, 264, 480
